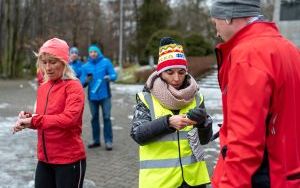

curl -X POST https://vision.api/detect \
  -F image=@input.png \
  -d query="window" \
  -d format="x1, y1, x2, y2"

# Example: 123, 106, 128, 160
280, 0, 300, 21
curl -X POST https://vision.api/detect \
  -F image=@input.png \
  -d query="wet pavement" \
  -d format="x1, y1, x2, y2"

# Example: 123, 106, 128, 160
0, 70, 222, 188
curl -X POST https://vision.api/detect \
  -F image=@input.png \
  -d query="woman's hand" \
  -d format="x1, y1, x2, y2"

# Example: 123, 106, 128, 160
12, 117, 32, 134
169, 115, 197, 130
18, 111, 32, 119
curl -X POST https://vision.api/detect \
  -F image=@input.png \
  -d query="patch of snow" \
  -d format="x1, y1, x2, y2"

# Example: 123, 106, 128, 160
0, 103, 10, 109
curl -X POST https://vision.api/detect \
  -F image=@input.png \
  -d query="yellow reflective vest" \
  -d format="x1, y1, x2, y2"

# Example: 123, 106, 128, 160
137, 92, 210, 188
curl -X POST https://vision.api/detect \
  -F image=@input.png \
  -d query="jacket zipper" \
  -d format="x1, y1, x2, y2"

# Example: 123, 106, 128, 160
177, 130, 186, 184
42, 82, 56, 162
172, 110, 186, 185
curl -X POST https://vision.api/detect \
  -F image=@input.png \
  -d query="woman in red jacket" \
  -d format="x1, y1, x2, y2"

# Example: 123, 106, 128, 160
13, 38, 86, 188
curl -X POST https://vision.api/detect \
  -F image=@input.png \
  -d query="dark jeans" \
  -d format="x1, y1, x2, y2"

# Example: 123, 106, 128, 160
35, 159, 86, 188
89, 98, 113, 144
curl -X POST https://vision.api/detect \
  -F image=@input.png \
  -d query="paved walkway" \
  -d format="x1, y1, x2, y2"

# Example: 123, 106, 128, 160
82, 85, 140, 187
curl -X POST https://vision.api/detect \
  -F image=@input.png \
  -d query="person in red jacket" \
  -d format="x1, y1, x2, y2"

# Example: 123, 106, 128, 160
210, 1, 300, 188
13, 38, 86, 188
36, 67, 44, 87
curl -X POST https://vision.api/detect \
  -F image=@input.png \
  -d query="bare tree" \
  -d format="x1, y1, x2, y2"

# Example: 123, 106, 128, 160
0, 0, 221, 78
0, 0, 4, 69
171, 0, 214, 40
0, 0, 109, 78
1, 0, 21, 78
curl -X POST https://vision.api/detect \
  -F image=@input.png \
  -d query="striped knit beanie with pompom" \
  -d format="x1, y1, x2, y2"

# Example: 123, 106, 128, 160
156, 37, 187, 75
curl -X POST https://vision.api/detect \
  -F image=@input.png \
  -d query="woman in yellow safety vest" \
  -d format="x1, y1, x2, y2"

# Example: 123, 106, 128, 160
130, 37, 213, 188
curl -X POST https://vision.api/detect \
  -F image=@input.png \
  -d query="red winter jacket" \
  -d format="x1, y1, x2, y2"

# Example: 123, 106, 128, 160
31, 79, 86, 164
212, 22, 300, 188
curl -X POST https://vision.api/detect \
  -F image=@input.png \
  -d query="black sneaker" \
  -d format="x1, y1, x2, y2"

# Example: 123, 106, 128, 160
105, 142, 113, 151
88, 143, 101, 149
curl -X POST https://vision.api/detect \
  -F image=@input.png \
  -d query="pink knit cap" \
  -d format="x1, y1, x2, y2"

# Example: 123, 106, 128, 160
39, 38, 69, 63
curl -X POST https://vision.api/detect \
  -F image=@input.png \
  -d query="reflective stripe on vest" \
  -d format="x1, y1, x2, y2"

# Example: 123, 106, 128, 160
155, 131, 188, 142
143, 92, 155, 120
140, 154, 197, 169
137, 92, 210, 188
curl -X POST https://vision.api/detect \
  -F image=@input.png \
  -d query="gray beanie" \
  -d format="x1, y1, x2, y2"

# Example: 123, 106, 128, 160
210, 0, 261, 20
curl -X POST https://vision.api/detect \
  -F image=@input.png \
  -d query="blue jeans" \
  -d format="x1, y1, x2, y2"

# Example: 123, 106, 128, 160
89, 98, 113, 144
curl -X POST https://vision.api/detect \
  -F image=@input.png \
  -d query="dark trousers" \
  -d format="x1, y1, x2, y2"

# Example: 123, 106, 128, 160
35, 159, 86, 188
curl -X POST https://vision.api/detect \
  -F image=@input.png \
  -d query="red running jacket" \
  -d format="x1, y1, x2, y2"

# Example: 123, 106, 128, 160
31, 79, 86, 164
212, 22, 300, 188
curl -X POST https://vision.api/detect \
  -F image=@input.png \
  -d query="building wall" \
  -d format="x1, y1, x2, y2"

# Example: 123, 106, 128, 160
273, 0, 300, 47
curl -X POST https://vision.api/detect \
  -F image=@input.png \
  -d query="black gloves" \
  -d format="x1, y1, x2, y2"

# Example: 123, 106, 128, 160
187, 107, 213, 144
187, 108, 207, 127
83, 73, 93, 88
87, 73, 93, 81
198, 116, 213, 145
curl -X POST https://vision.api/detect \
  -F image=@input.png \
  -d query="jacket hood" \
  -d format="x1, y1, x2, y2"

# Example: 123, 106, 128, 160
88, 45, 103, 58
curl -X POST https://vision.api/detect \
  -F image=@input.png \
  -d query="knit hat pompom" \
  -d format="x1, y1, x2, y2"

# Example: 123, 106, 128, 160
160, 37, 178, 46
156, 37, 187, 75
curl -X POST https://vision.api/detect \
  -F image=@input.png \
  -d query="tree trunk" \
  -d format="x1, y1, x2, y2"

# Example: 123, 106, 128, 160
2, 0, 12, 78
11, 0, 20, 78
1, 0, 20, 78
0, 0, 4, 72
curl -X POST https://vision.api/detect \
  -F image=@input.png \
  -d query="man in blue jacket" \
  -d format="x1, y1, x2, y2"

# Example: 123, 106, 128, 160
69, 47, 83, 78
80, 44, 117, 150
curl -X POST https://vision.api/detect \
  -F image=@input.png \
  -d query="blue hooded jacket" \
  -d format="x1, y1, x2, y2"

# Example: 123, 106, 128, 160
69, 60, 83, 78
80, 45, 117, 100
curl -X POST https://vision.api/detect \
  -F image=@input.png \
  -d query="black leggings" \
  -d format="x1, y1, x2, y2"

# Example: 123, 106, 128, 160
35, 159, 86, 188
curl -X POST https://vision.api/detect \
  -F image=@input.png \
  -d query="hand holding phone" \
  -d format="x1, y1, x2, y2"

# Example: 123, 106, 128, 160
169, 115, 197, 130
13, 113, 33, 134
104, 75, 110, 81
87, 73, 93, 82
18, 111, 32, 119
